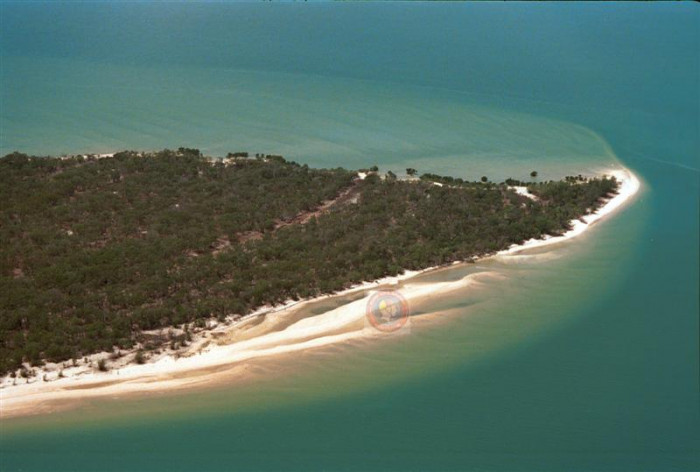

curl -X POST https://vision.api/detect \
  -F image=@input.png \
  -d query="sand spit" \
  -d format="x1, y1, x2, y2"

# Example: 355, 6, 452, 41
0, 167, 641, 419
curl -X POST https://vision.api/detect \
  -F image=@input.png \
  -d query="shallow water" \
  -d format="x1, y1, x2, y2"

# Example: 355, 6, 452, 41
1, 2, 698, 471
2, 57, 617, 182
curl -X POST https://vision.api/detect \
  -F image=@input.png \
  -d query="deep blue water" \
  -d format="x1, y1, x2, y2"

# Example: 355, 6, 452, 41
0, 2, 698, 471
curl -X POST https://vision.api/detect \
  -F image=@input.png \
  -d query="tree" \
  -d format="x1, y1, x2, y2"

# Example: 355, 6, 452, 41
228, 152, 248, 158
406, 168, 417, 176
369, 165, 379, 172
530, 171, 538, 178
177, 147, 201, 157
480, 176, 488, 183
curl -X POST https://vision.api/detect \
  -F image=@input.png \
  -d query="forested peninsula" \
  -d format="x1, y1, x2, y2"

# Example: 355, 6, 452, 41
0, 149, 618, 377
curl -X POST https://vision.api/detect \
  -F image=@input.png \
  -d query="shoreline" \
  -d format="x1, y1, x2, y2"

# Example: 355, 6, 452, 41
0, 166, 641, 419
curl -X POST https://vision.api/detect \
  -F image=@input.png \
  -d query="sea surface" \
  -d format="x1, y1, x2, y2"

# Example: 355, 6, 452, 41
1, 2, 698, 471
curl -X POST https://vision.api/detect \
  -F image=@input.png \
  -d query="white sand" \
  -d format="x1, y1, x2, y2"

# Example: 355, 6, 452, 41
510, 186, 538, 200
0, 166, 641, 418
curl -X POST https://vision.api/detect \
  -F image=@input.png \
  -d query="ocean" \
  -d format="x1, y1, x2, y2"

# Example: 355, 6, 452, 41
0, 2, 698, 471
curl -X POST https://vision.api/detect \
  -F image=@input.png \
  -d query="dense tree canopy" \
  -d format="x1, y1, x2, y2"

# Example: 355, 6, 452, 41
0, 150, 618, 375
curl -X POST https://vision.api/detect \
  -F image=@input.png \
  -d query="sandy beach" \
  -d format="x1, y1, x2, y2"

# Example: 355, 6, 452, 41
0, 166, 641, 419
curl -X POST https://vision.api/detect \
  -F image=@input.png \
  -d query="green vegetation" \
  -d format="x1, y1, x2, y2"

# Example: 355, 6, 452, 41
420, 173, 465, 186
0, 150, 618, 375
135, 349, 146, 365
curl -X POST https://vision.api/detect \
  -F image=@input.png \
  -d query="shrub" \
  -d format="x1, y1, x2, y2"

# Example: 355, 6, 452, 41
135, 350, 146, 365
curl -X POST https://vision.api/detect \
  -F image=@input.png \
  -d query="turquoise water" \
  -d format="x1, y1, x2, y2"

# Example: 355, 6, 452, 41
1, 2, 698, 471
